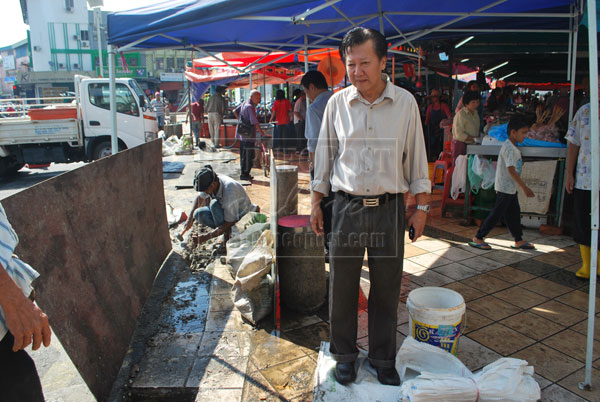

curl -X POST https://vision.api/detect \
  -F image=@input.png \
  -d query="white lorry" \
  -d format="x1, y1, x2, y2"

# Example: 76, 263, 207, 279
0, 75, 158, 176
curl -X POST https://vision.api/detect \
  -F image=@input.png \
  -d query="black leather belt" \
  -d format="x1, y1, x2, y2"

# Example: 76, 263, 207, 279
339, 191, 399, 207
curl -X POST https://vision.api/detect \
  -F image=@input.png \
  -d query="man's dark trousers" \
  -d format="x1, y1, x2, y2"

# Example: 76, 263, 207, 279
239, 139, 255, 176
0, 332, 45, 402
329, 192, 405, 368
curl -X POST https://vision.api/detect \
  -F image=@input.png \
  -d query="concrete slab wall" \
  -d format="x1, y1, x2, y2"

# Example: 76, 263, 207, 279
2, 140, 171, 401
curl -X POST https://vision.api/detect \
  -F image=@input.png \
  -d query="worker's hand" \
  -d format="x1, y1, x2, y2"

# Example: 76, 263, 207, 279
194, 233, 210, 245
2, 289, 51, 352
407, 210, 427, 242
565, 175, 575, 194
524, 186, 535, 198
311, 204, 324, 236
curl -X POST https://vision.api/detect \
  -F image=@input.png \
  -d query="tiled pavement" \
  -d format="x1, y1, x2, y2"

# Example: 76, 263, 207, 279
152, 150, 600, 402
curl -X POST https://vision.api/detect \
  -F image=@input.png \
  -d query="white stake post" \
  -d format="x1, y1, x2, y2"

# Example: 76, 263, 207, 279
581, 0, 599, 391
108, 44, 118, 155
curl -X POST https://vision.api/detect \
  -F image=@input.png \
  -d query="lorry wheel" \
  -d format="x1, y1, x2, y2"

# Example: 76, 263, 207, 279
92, 141, 118, 160
0, 158, 23, 177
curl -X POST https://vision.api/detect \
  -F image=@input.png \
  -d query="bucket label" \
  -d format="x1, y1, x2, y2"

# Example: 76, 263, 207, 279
412, 320, 462, 354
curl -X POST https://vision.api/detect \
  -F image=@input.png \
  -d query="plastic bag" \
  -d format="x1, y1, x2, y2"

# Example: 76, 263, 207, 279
232, 230, 275, 324
468, 155, 483, 194
470, 155, 496, 192
226, 221, 270, 277
451, 155, 467, 200
397, 337, 540, 402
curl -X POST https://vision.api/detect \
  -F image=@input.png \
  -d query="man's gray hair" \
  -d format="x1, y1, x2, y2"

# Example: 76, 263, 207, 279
250, 89, 261, 97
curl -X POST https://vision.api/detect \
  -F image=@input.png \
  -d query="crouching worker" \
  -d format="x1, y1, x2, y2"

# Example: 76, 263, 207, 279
184, 165, 260, 245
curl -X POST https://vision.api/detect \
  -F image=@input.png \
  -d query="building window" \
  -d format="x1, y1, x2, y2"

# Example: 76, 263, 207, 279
166, 57, 174, 70
155, 59, 164, 70
176, 58, 185, 70
80, 30, 89, 41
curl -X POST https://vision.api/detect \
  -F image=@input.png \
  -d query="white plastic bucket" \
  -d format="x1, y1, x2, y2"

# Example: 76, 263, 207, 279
407, 287, 466, 355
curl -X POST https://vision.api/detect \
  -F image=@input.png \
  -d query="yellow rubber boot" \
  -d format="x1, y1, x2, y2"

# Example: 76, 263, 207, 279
576, 245, 591, 279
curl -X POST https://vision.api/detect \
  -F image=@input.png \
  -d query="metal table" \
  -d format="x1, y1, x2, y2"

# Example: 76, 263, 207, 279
464, 145, 567, 226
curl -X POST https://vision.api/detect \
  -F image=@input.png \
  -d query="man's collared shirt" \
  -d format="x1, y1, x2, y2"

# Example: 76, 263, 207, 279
311, 80, 430, 196
0, 202, 39, 340
234, 99, 259, 141
214, 175, 257, 222
305, 90, 333, 153
566, 103, 598, 190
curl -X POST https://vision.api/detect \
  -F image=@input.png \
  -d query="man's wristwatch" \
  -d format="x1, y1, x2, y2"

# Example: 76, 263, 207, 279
416, 204, 431, 213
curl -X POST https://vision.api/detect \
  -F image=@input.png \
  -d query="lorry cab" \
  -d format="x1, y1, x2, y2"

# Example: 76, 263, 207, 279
77, 75, 158, 159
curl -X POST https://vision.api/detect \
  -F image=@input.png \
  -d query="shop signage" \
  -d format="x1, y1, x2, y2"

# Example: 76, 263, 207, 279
160, 72, 185, 82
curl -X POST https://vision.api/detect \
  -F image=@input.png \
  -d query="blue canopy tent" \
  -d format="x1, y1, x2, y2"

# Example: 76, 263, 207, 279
107, 0, 600, 391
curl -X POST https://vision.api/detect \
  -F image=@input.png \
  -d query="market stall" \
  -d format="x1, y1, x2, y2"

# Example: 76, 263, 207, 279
106, 0, 600, 390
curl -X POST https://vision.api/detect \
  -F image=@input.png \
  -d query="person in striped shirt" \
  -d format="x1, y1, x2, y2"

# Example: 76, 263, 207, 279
151, 92, 166, 130
0, 202, 51, 401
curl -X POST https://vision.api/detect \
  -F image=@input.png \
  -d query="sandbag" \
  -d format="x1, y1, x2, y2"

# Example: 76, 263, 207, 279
231, 230, 275, 324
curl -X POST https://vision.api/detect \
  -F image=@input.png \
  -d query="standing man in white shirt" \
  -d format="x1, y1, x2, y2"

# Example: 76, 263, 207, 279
311, 27, 430, 386
0, 203, 51, 401
206, 87, 227, 148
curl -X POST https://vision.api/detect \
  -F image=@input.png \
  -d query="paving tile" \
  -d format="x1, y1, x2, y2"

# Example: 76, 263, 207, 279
280, 311, 323, 332
133, 334, 202, 388
205, 310, 249, 332
540, 384, 589, 402
494, 286, 550, 309
456, 336, 502, 372
535, 236, 577, 249
464, 309, 493, 334
397, 302, 410, 325
510, 258, 562, 276
402, 259, 428, 274
357, 310, 369, 339
484, 249, 532, 265
290, 392, 313, 401
530, 301, 589, 327
194, 388, 244, 402
558, 290, 600, 312
399, 277, 421, 302
543, 329, 600, 363
249, 330, 307, 370
259, 356, 316, 401
283, 321, 330, 354
543, 269, 589, 290
467, 295, 522, 321
461, 273, 512, 294
403, 244, 428, 258
443, 281, 486, 302
198, 331, 251, 358
468, 323, 536, 355
432, 246, 476, 262
187, 355, 249, 389
564, 262, 581, 273
460, 255, 506, 272
210, 294, 235, 312
211, 276, 234, 295
433, 262, 480, 281
512, 344, 584, 382
412, 239, 453, 252
535, 252, 576, 268
486, 266, 537, 284
521, 277, 573, 298
558, 368, 600, 402
407, 253, 453, 269
241, 368, 284, 402
410, 269, 455, 287
501, 311, 565, 341
571, 318, 600, 342
534, 373, 553, 390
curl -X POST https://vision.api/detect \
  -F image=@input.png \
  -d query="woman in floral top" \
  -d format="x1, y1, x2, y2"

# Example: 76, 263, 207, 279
565, 103, 598, 279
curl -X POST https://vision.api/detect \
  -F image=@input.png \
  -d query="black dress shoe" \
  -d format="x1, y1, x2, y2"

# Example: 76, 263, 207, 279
375, 367, 400, 386
334, 362, 356, 385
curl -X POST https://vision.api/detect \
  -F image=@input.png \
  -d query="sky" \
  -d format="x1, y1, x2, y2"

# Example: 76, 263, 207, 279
0, 0, 166, 47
